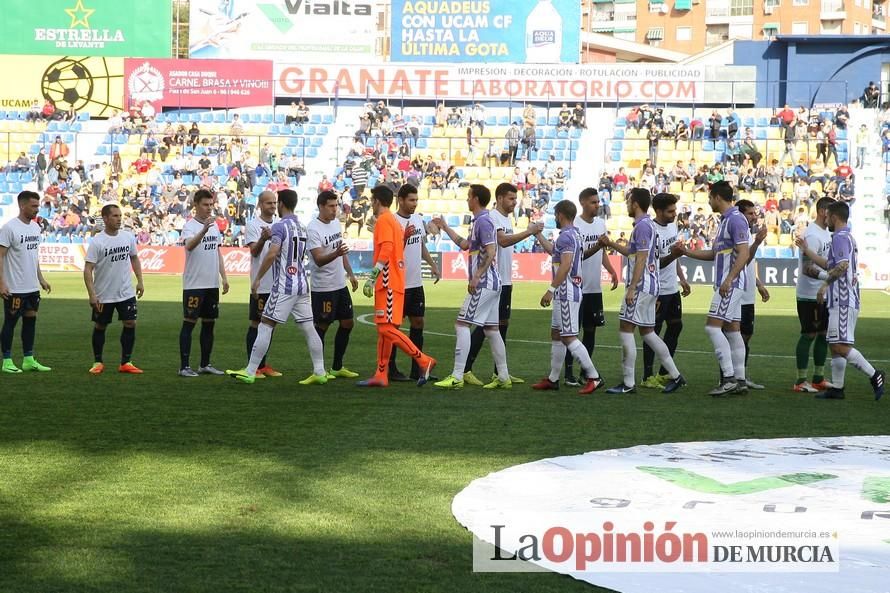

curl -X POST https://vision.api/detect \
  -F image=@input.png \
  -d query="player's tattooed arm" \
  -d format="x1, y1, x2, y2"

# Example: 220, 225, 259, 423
823, 260, 849, 284
803, 261, 827, 279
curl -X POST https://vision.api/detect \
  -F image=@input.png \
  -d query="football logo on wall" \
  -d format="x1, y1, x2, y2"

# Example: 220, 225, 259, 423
40, 56, 120, 116
127, 61, 165, 103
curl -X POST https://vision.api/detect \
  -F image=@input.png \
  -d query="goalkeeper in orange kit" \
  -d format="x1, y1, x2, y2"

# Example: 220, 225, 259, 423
357, 186, 436, 387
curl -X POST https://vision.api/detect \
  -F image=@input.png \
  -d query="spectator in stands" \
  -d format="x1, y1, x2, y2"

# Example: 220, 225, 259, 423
143, 132, 159, 159
26, 100, 41, 123
739, 134, 762, 167
781, 123, 798, 164
13, 152, 30, 173
188, 122, 200, 148
739, 168, 756, 193
647, 124, 660, 166
708, 110, 723, 140
673, 119, 689, 147
345, 194, 369, 237
470, 103, 485, 133
434, 102, 447, 128
863, 81, 880, 108
834, 160, 853, 182
522, 104, 536, 129
613, 167, 629, 189
297, 100, 310, 124
41, 98, 57, 121
707, 164, 725, 185
285, 101, 300, 126
140, 101, 155, 123
723, 138, 742, 165
824, 123, 839, 166
626, 105, 642, 131
835, 104, 849, 129
813, 124, 827, 164
776, 104, 795, 128
521, 124, 537, 160
793, 158, 810, 182
726, 109, 741, 139
230, 114, 244, 138
855, 123, 868, 168
35, 147, 47, 191
572, 103, 586, 128
884, 194, 890, 232
503, 122, 521, 165
446, 106, 462, 128
557, 103, 571, 131
778, 192, 794, 214
671, 160, 690, 186
49, 136, 69, 162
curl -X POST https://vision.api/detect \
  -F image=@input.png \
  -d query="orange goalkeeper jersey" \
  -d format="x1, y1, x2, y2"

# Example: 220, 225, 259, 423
373, 209, 406, 294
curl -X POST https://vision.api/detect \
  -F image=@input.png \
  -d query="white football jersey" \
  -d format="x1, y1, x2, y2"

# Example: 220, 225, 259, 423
490, 208, 514, 286
180, 217, 221, 290
85, 230, 137, 303
796, 223, 831, 301
574, 215, 607, 294
244, 215, 276, 294
307, 217, 347, 292
395, 212, 425, 289
654, 220, 679, 295
0, 217, 41, 293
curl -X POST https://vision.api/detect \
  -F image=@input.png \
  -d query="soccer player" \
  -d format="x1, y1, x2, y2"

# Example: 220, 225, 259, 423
736, 199, 770, 389
461, 182, 540, 386
563, 187, 618, 386
357, 185, 436, 387
308, 190, 360, 379
227, 189, 328, 385
433, 184, 511, 390
530, 200, 604, 394
805, 202, 883, 400
387, 184, 442, 382
641, 192, 691, 389
792, 196, 835, 393
83, 204, 144, 374
0, 190, 52, 373
243, 190, 279, 378
681, 181, 751, 396
178, 188, 229, 377
598, 188, 686, 394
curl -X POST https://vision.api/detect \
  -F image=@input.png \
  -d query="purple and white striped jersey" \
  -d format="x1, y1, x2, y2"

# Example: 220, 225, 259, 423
468, 210, 500, 291
269, 214, 309, 296
552, 224, 583, 302
626, 214, 659, 296
712, 206, 750, 290
827, 225, 860, 310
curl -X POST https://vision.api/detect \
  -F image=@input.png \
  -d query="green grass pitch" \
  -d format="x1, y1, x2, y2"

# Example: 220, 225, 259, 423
1, 273, 887, 592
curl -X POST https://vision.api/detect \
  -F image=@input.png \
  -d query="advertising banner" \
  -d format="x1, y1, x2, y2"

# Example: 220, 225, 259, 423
38, 243, 88, 272
188, 0, 378, 64
0, 55, 123, 117
390, 0, 580, 63
137, 246, 253, 276
124, 59, 274, 110
440, 253, 623, 283
0, 0, 171, 57
275, 63, 705, 103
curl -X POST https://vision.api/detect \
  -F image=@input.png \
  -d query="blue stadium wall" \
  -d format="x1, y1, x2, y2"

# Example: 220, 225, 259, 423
733, 36, 890, 108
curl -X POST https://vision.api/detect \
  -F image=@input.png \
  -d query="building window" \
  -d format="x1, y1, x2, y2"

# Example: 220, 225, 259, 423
821, 20, 842, 32
706, 24, 730, 45
791, 21, 809, 33
763, 23, 779, 37
646, 27, 665, 39
792, 0, 808, 5
676, 26, 693, 40
764, 0, 781, 6
731, 0, 754, 15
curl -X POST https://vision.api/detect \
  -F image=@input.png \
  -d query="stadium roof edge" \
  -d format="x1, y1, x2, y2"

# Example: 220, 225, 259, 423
580, 31, 690, 63
774, 34, 890, 43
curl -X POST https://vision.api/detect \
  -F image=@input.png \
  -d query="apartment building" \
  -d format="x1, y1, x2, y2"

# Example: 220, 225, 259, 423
581, 0, 884, 54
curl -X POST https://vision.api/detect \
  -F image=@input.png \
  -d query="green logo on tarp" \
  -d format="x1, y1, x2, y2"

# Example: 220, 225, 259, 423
637, 467, 838, 495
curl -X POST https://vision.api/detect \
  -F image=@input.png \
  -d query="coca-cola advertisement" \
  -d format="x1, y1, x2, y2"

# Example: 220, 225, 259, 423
134, 246, 252, 276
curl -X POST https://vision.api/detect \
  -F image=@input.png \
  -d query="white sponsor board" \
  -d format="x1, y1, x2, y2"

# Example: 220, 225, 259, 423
274, 63, 706, 103
189, 0, 377, 63
453, 436, 890, 592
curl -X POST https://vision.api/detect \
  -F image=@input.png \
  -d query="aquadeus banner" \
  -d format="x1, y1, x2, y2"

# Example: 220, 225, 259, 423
390, 0, 581, 64
124, 59, 274, 110
0, 0, 172, 57
275, 63, 705, 103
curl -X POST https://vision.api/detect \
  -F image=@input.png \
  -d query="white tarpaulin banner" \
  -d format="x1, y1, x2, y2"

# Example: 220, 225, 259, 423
453, 436, 890, 592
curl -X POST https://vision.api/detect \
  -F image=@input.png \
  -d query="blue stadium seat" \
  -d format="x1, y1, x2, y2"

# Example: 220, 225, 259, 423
446, 215, 461, 227
310, 114, 321, 124
322, 114, 334, 124
610, 151, 622, 162
757, 117, 769, 127
759, 246, 777, 258
268, 125, 280, 135
194, 146, 206, 155
318, 125, 328, 135
536, 116, 546, 126
200, 113, 212, 123
305, 125, 317, 135
743, 117, 755, 127
554, 139, 566, 150
612, 128, 624, 139
307, 147, 318, 158
548, 116, 558, 126
416, 138, 428, 149
552, 150, 564, 161
274, 113, 285, 124
777, 247, 794, 258
614, 118, 627, 127
497, 116, 509, 126
213, 112, 225, 123
262, 113, 273, 124
295, 148, 305, 158
570, 140, 579, 151
542, 140, 554, 150
310, 137, 322, 147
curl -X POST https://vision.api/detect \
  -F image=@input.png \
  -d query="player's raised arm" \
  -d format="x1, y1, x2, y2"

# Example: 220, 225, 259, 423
534, 231, 554, 254
432, 217, 470, 251
497, 222, 542, 248
183, 217, 213, 252
598, 232, 629, 257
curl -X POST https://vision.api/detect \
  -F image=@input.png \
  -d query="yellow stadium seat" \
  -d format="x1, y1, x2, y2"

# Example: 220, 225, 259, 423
778, 234, 793, 246
765, 233, 779, 246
